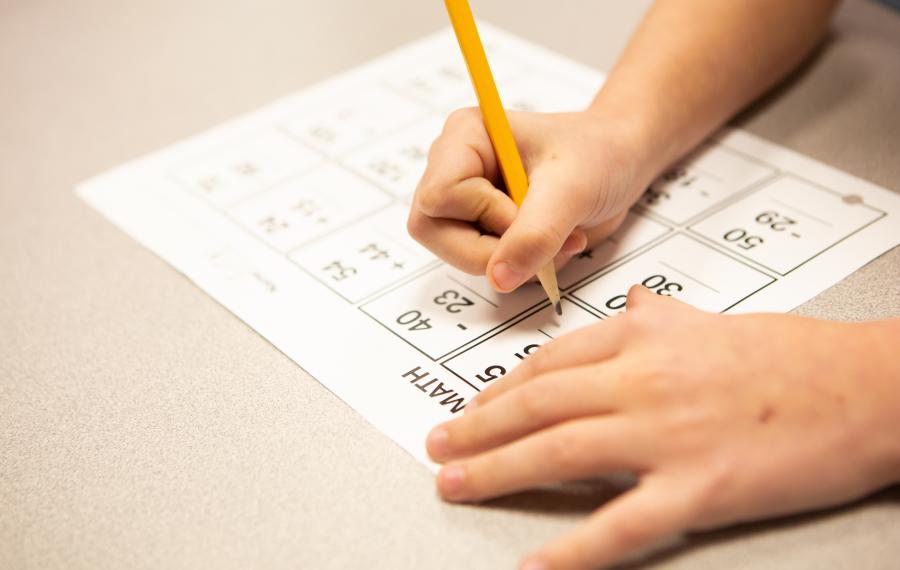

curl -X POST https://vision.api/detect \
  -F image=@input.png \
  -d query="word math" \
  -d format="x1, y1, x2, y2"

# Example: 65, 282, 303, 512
78, 25, 900, 468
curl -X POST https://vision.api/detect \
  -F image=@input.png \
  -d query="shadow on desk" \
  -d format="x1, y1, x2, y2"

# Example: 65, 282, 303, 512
478, 481, 900, 568
480, 475, 634, 516
624, 485, 900, 569
732, 28, 863, 136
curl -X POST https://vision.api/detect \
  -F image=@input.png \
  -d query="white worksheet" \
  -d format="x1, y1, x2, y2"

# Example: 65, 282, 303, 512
77, 24, 900, 469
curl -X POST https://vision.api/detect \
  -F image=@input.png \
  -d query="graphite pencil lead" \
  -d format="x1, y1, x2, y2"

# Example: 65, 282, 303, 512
554, 301, 563, 316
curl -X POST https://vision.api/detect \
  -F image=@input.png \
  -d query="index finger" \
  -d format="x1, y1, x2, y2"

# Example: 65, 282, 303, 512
417, 107, 501, 193
470, 314, 628, 411
526, 475, 693, 570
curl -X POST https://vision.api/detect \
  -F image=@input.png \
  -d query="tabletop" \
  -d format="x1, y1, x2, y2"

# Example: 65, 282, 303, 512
2, 1, 899, 569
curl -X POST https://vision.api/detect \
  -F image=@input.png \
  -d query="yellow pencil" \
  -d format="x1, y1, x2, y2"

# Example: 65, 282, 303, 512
444, 0, 563, 316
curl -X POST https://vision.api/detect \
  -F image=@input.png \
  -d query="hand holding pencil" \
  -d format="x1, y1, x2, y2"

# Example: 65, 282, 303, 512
444, 0, 565, 312
412, 3, 898, 570
408, 0, 652, 304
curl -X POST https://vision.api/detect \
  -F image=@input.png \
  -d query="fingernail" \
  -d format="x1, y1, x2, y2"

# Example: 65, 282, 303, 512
492, 261, 524, 292
519, 558, 547, 570
561, 233, 585, 255
426, 427, 449, 458
437, 465, 466, 499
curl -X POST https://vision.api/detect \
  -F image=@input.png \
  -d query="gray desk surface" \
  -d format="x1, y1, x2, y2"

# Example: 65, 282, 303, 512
2, 1, 899, 568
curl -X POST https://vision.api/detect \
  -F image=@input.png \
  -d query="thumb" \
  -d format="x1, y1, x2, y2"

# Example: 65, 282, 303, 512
625, 284, 693, 312
485, 168, 588, 292
625, 284, 659, 311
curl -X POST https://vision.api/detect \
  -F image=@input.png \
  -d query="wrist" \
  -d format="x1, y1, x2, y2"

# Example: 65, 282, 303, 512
848, 319, 900, 488
870, 320, 900, 485
585, 85, 673, 178
578, 103, 662, 210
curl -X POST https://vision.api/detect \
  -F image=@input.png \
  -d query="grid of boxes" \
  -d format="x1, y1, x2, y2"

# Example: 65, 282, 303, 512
168, 35, 884, 394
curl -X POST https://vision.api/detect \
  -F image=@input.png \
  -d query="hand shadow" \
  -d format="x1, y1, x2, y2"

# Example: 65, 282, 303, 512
618, 485, 900, 569
477, 478, 900, 569
479, 473, 637, 516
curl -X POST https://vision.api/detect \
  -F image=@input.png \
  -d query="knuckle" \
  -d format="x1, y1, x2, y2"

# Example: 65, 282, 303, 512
546, 429, 582, 472
406, 210, 429, 242
424, 135, 447, 165
454, 255, 487, 277
694, 455, 737, 513
523, 341, 553, 376
606, 514, 647, 550
415, 184, 446, 218
453, 238, 491, 276
614, 314, 650, 351
469, 187, 495, 222
515, 222, 565, 260
445, 107, 481, 131
621, 303, 654, 333
642, 374, 676, 404
637, 356, 677, 388
425, 134, 442, 160
657, 405, 713, 449
558, 539, 593, 570
515, 383, 546, 420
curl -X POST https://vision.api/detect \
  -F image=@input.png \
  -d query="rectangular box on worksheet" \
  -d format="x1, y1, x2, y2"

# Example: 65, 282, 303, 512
77, 24, 900, 469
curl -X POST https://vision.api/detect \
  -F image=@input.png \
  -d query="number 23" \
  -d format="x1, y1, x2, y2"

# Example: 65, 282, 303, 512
433, 290, 474, 313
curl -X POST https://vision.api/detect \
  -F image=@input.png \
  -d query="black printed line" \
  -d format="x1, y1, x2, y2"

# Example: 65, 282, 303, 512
658, 260, 721, 294
770, 197, 833, 227
375, 229, 421, 257
447, 275, 499, 307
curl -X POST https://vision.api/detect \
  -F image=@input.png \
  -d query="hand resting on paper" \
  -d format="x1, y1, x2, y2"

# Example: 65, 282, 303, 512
426, 287, 900, 569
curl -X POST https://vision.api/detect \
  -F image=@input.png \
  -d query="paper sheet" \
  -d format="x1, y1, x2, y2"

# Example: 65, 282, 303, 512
77, 24, 900, 469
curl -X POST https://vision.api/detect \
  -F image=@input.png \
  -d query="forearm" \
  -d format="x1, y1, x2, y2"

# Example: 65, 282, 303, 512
591, 0, 840, 186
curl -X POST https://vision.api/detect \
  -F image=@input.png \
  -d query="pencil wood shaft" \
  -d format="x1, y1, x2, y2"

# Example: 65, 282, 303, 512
444, 0, 562, 311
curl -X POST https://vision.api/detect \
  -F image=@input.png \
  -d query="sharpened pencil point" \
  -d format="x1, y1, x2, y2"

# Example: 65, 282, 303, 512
554, 301, 562, 316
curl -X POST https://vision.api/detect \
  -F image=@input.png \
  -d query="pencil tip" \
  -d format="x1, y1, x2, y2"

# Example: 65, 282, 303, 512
554, 301, 562, 316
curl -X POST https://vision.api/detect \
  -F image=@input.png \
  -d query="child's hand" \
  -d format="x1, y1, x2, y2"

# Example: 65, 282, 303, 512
408, 109, 650, 293
425, 287, 900, 570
